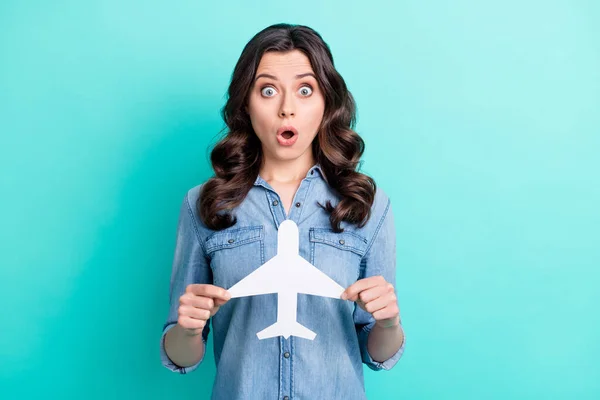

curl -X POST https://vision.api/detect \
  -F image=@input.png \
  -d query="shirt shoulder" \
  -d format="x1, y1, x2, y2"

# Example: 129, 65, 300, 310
361, 184, 392, 236
332, 182, 392, 246
180, 182, 211, 237
185, 182, 205, 209
373, 185, 391, 214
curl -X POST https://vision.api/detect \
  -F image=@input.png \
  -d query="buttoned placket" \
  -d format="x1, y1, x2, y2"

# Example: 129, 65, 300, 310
252, 167, 318, 400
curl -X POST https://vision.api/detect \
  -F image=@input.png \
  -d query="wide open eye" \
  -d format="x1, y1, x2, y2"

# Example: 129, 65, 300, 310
299, 86, 313, 96
261, 86, 277, 97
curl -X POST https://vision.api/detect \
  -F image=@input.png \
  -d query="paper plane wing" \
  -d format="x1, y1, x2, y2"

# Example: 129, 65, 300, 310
228, 256, 281, 298
290, 256, 345, 298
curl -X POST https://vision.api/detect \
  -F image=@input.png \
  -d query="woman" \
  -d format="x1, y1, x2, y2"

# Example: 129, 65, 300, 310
161, 23, 405, 399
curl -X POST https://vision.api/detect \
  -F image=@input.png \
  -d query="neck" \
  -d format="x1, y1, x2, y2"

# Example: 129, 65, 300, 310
259, 152, 315, 184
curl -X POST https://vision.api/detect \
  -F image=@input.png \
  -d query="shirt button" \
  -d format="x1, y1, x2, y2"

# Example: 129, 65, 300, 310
228, 239, 235, 244
284, 397, 289, 400
295, 202, 301, 207
284, 352, 290, 358
272, 200, 279, 206
339, 239, 345, 245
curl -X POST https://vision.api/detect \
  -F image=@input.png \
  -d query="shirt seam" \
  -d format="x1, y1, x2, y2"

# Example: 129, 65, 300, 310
185, 191, 208, 255
361, 197, 391, 262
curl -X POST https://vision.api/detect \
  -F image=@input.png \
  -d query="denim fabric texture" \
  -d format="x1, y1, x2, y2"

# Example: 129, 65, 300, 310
160, 164, 405, 399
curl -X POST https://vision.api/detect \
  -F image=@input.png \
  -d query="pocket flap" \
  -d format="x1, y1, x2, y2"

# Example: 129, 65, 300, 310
309, 228, 368, 257
205, 226, 263, 254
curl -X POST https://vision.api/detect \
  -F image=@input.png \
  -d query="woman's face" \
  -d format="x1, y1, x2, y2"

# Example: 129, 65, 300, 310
246, 49, 325, 164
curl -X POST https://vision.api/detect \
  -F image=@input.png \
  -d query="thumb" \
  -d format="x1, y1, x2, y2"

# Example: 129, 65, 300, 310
214, 298, 229, 307
210, 298, 229, 316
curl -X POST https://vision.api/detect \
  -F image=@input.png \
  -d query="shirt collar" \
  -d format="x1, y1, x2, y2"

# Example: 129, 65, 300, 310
253, 163, 324, 187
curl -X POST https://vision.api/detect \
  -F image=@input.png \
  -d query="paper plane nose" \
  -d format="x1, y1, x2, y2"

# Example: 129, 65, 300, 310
278, 219, 299, 255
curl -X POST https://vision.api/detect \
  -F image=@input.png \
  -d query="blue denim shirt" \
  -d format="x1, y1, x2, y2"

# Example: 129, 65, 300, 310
160, 164, 405, 399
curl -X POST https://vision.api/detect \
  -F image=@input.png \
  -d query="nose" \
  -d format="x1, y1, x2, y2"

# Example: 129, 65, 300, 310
279, 91, 295, 118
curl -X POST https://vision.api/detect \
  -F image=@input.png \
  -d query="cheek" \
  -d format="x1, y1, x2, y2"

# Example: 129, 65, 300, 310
248, 104, 273, 136
304, 100, 325, 127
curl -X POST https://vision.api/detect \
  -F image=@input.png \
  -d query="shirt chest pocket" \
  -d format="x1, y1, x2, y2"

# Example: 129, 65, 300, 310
309, 228, 369, 288
205, 226, 264, 289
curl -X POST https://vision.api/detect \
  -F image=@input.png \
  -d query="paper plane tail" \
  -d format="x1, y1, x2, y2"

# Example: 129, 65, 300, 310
256, 321, 316, 340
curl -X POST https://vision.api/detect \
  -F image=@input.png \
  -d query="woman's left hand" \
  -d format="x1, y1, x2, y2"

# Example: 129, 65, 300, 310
341, 275, 401, 328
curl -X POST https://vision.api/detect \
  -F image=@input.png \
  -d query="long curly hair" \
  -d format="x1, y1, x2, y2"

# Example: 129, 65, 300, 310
198, 23, 377, 233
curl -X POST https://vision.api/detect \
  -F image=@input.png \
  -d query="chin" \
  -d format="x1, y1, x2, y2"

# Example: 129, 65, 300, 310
272, 146, 306, 160
273, 151, 300, 161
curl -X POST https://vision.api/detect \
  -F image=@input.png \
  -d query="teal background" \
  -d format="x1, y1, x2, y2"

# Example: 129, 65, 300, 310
1, 0, 598, 398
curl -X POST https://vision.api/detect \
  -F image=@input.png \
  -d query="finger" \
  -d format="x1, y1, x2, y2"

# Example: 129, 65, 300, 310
214, 298, 229, 307
209, 305, 221, 317
364, 291, 396, 315
354, 286, 386, 312
372, 303, 400, 321
357, 284, 390, 305
188, 284, 231, 301
178, 315, 207, 330
182, 295, 224, 317
182, 294, 215, 310
342, 277, 379, 301
179, 304, 211, 321
342, 276, 385, 301
187, 284, 229, 301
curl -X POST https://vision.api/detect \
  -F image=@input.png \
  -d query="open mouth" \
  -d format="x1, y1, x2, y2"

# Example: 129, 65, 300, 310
276, 126, 299, 146
281, 130, 295, 139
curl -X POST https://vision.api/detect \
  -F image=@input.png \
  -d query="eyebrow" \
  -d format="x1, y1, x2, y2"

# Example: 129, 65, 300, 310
254, 72, 317, 82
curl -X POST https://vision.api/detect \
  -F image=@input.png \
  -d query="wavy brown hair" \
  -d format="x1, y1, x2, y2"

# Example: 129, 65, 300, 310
198, 23, 376, 233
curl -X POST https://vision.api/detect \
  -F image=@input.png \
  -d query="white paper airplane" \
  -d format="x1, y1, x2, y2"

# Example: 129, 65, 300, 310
228, 219, 345, 340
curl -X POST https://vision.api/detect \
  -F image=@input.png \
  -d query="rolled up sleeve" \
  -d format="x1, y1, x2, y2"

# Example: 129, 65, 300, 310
357, 321, 406, 371
160, 191, 212, 374
354, 198, 406, 371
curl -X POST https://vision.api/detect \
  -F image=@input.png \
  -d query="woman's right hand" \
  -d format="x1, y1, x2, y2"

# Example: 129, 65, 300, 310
178, 284, 231, 336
